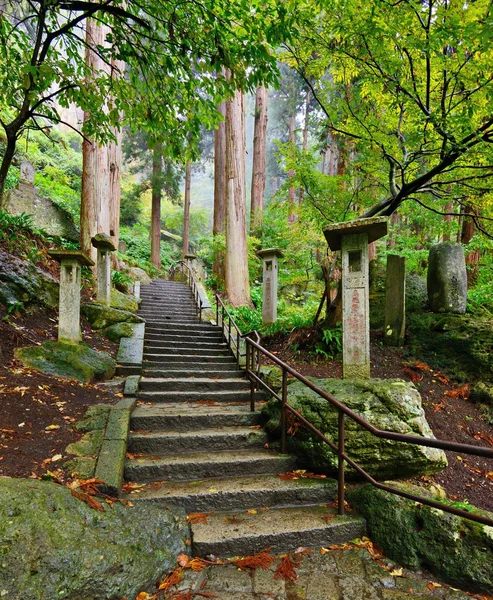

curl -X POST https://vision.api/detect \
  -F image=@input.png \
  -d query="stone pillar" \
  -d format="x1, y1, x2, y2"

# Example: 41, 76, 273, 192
133, 280, 141, 300
427, 243, 467, 314
48, 250, 94, 343
384, 254, 406, 346
324, 217, 388, 379
91, 233, 116, 306
257, 248, 283, 324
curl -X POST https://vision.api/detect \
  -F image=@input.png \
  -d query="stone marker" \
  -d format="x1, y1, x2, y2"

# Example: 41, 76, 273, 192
257, 248, 283, 324
427, 243, 467, 314
20, 160, 35, 185
48, 250, 94, 342
384, 254, 406, 346
133, 280, 141, 300
323, 217, 388, 379
91, 233, 116, 306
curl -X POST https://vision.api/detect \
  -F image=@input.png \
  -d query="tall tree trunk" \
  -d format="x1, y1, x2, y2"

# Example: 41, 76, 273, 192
80, 18, 102, 263
225, 86, 251, 307
298, 90, 311, 204
213, 101, 227, 285
250, 85, 268, 233
150, 144, 163, 269
442, 201, 453, 242
109, 57, 124, 264
182, 160, 192, 257
0, 132, 16, 209
461, 203, 480, 285
288, 115, 297, 222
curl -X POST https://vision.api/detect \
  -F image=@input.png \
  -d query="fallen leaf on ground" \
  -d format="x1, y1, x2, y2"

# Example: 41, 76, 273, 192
230, 549, 274, 571
187, 512, 213, 525
274, 553, 299, 582
474, 432, 493, 447
444, 384, 470, 400
70, 489, 104, 511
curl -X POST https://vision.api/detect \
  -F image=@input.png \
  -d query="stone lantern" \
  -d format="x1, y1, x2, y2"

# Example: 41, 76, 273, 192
323, 217, 387, 378
48, 250, 94, 343
91, 233, 116, 306
256, 248, 283, 324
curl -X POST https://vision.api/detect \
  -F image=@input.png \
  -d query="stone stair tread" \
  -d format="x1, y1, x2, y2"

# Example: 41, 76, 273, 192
140, 377, 247, 384
125, 473, 336, 505
126, 448, 290, 466
129, 426, 266, 438
132, 403, 259, 416
137, 390, 265, 401
191, 504, 364, 549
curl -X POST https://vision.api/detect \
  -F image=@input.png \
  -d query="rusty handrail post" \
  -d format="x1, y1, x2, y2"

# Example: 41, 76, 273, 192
222, 305, 225, 333
248, 340, 255, 412
199, 298, 202, 322
216, 295, 219, 326
281, 369, 288, 454
228, 316, 232, 345
237, 329, 240, 367
338, 410, 345, 516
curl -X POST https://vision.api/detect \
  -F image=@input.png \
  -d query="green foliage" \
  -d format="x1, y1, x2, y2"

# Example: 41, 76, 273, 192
120, 181, 145, 227
119, 224, 180, 275
4, 167, 19, 190
112, 270, 133, 290
315, 326, 342, 360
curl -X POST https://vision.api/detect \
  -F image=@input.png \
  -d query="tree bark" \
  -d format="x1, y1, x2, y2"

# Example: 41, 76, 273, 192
150, 144, 163, 269
109, 57, 124, 264
182, 160, 192, 257
250, 85, 268, 233
442, 201, 453, 242
225, 86, 251, 307
298, 89, 311, 204
461, 203, 480, 285
288, 115, 297, 222
0, 132, 16, 209
213, 101, 227, 285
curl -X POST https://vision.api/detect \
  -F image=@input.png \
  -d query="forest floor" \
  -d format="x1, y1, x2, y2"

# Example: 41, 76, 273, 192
263, 327, 493, 513
0, 304, 120, 479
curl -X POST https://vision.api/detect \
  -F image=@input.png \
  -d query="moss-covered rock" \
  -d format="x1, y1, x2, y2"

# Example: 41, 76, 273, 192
349, 482, 493, 594
103, 322, 135, 342
407, 311, 493, 385
262, 378, 447, 479
0, 248, 59, 309
0, 478, 187, 600
73, 404, 111, 433
81, 302, 144, 330
66, 430, 103, 456
15, 341, 115, 383
259, 365, 283, 394
64, 456, 96, 479
110, 289, 139, 313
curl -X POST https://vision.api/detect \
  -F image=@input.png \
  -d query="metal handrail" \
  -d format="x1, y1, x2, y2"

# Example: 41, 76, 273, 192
214, 294, 261, 369
168, 260, 203, 321
244, 335, 493, 528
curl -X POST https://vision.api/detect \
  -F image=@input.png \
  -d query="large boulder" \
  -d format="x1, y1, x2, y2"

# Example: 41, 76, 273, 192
0, 249, 58, 309
350, 482, 493, 594
262, 378, 447, 479
15, 341, 115, 382
0, 478, 187, 600
427, 243, 467, 314
103, 322, 135, 343
81, 302, 144, 330
127, 266, 152, 285
110, 289, 138, 313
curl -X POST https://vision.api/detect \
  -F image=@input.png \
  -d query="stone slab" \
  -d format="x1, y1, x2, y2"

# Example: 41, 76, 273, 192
95, 438, 126, 495
115, 397, 137, 411
104, 407, 131, 442
116, 322, 145, 365
124, 375, 140, 397
48, 249, 94, 266
324, 216, 388, 251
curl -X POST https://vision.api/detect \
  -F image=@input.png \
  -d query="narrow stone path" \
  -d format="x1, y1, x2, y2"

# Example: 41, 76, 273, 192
124, 279, 364, 557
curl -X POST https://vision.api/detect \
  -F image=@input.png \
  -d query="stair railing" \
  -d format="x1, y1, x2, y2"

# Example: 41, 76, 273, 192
244, 335, 493, 527
214, 294, 261, 373
168, 260, 203, 321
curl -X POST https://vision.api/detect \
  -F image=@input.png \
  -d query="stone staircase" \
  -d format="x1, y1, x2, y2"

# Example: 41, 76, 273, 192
124, 279, 364, 557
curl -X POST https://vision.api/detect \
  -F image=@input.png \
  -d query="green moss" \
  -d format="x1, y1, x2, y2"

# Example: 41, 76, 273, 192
65, 430, 103, 456
349, 482, 493, 594
103, 322, 135, 342
110, 289, 139, 313
64, 457, 96, 479
0, 478, 187, 600
81, 302, 143, 330
73, 404, 111, 433
15, 341, 115, 383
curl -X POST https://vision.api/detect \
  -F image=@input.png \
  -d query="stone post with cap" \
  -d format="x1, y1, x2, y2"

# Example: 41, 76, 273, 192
323, 217, 388, 379
48, 250, 94, 343
256, 248, 283, 324
91, 233, 116, 306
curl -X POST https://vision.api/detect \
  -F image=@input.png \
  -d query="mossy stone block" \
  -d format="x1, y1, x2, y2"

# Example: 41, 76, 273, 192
15, 341, 115, 383
124, 375, 140, 397
105, 408, 130, 442
104, 322, 135, 342
66, 429, 103, 457
73, 404, 111, 432
110, 289, 139, 313
349, 482, 493, 594
64, 456, 96, 479
81, 302, 143, 330
0, 478, 187, 600
95, 439, 126, 495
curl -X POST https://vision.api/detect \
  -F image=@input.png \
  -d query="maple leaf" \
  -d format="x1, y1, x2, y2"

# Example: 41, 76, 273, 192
70, 489, 104, 511
433, 400, 446, 413
187, 512, 213, 525
444, 384, 470, 400
158, 567, 184, 591
402, 368, 423, 383
230, 549, 274, 571
274, 553, 299, 582
474, 432, 493, 447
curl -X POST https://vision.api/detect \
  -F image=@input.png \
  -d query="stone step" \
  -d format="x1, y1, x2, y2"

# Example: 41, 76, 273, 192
124, 448, 295, 483
143, 347, 230, 357
142, 317, 202, 324
130, 403, 262, 430
128, 426, 268, 454
140, 292, 192, 298
125, 474, 337, 513
139, 308, 198, 315
137, 390, 265, 403
141, 369, 243, 379
145, 324, 221, 334
143, 355, 236, 364
143, 342, 229, 352
139, 377, 250, 392
191, 505, 366, 558
144, 333, 224, 343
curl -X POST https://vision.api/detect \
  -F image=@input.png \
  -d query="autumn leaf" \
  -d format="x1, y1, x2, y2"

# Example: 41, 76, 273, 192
177, 554, 190, 567
230, 549, 274, 571
274, 553, 299, 582
187, 512, 213, 525
70, 489, 104, 511
403, 368, 423, 383
444, 384, 470, 400
474, 432, 493, 447
433, 400, 446, 413
158, 567, 184, 590
278, 470, 326, 481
